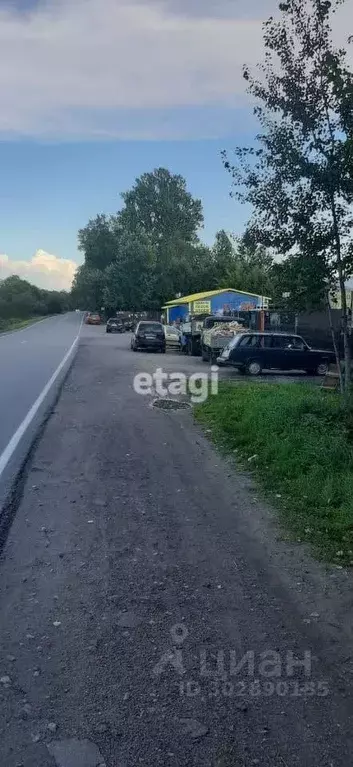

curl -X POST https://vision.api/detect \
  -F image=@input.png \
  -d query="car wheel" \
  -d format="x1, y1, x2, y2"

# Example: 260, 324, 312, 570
201, 345, 209, 362
316, 361, 328, 376
246, 360, 262, 376
160, 347, 166, 353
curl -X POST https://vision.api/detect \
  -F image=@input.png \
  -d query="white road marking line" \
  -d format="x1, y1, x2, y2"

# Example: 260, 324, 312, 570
0, 315, 84, 480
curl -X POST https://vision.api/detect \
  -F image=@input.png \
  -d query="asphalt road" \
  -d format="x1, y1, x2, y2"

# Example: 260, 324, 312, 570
0, 326, 351, 767
0, 313, 83, 509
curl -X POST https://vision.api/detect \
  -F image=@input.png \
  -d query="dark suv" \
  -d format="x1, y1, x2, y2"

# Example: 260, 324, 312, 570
131, 321, 166, 353
217, 332, 335, 376
106, 317, 124, 333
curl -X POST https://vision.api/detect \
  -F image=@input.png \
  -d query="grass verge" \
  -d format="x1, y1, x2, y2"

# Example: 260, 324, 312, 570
195, 382, 353, 565
0, 317, 45, 333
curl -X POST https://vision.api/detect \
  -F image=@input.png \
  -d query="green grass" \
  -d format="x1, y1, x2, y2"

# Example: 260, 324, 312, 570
195, 382, 353, 564
0, 317, 45, 333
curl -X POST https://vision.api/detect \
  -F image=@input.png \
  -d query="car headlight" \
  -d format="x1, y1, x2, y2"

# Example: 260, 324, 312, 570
222, 348, 230, 358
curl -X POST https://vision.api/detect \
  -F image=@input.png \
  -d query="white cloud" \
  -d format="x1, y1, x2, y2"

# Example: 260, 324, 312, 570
0, 0, 351, 140
0, 250, 77, 291
0, 0, 265, 138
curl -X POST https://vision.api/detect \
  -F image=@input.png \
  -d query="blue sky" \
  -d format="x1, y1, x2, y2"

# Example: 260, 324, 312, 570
0, 0, 350, 289
0, 137, 252, 260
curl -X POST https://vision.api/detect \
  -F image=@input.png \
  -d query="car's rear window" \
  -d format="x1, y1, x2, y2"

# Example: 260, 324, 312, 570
139, 323, 162, 331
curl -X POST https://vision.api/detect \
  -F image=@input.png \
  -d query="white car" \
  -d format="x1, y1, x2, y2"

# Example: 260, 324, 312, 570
164, 325, 181, 349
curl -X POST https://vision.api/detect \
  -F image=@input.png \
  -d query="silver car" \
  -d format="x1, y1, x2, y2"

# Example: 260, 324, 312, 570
164, 325, 181, 349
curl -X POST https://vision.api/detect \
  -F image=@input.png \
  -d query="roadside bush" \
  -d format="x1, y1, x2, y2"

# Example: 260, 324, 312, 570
0, 275, 70, 328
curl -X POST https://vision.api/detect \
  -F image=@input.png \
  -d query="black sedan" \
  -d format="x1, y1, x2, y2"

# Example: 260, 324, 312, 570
217, 332, 335, 376
106, 318, 125, 333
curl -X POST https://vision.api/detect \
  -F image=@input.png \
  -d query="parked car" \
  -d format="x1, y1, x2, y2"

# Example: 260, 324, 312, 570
106, 317, 124, 333
164, 324, 181, 350
131, 321, 166, 353
86, 312, 101, 325
217, 332, 335, 376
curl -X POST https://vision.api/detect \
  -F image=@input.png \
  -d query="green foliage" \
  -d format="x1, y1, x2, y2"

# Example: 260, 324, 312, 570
75, 168, 220, 312
220, 235, 273, 297
223, 0, 353, 384
204, 230, 274, 296
74, 167, 273, 312
118, 167, 203, 245
103, 232, 154, 311
196, 382, 353, 564
270, 252, 329, 310
151, 238, 214, 304
71, 266, 105, 311
271, 253, 327, 312
78, 214, 117, 271
0, 275, 70, 329
0, 317, 42, 333
211, 230, 234, 280
180, 243, 215, 294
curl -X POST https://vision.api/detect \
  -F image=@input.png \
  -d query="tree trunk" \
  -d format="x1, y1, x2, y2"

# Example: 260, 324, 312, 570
342, 317, 352, 395
329, 191, 351, 395
336, 268, 351, 395
327, 294, 344, 395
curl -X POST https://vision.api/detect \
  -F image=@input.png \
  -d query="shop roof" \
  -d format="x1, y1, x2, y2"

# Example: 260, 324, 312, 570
163, 288, 270, 308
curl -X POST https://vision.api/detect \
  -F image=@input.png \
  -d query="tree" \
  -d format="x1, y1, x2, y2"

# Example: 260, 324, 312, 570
207, 230, 234, 288
270, 252, 329, 310
103, 232, 154, 312
212, 229, 234, 268
115, 168, 205, 305
140, 236, 214, 306
78, 214, 117, 271
0, 275, 70, 322
223, 0, 353, 391
118, 168, 203, 245
218, 235, 273, 297
46, 294, 66, 314
183, 243, 215, 293
71, 266, 105, 311
73, 168, 206, 311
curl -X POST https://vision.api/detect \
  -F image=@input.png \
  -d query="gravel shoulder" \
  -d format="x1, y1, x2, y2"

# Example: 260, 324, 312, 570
0, 327, 353, 767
